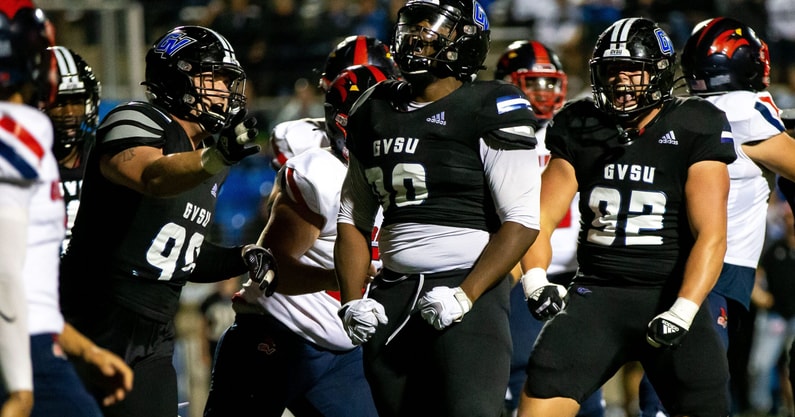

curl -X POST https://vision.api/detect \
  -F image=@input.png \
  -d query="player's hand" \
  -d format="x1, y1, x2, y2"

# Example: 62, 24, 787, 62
521, 268, 567, 321
82, 346, 134, 406
241, 244, 277, 296
338, 298, 388, 345
201, 108, 260, 173
417, 286, 472, 330
646, 297, 699, 348
1, 390, 33, 417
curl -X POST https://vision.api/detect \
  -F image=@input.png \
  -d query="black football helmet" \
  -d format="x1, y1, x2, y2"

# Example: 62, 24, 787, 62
681, 17, 770, 95
590, 17, 676, 121
0, 6, 55, 106
46, 46, 100, 160
143, 26, 246, 134
393, 0, 490, 82
324, 64, 396, 161
318, 35, 399, 92
495, 40, 568, 121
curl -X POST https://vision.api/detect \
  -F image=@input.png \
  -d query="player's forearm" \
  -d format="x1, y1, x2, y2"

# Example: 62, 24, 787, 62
461, 221, 539, 302
679, 232, 726, 306
335, 223, 373, 303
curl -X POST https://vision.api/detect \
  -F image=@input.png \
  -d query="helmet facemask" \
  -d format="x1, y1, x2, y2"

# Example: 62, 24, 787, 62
49, 94, 91, 160
183, 63, 246, 133
510, 71, 567, 120
591, 60, 668, 121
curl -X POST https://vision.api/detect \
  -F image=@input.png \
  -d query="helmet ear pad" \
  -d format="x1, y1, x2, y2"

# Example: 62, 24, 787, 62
143, 26, 246, 134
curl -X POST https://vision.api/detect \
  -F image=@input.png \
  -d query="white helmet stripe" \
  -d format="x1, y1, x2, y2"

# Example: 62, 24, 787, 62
50, 46, 85, 92
609, 17, 641, 51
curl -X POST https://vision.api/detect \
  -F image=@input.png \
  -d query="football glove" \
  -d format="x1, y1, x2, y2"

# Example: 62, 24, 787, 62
646, 297, 699, 348
201, 108, 260, 174
417, 286, 472, 330
241, 244, 277, 296
521, 268, 568, 321
338, 298, 388, 345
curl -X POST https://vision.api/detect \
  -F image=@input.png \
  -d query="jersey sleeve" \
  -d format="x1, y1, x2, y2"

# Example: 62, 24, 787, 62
710, 91, 785, 145
95, 102, 171, 157
681, 98, 737, 166
476, 81, 539, 148
281, 149, 345, 225
0, 105, 54, 183
270, 118, 329, 168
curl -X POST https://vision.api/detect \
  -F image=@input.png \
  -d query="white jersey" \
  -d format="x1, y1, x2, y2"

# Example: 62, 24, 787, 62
0, 102, 64, 392
236, 148, 379, 351
269, 118, 330, 169
536, 126, 580, 276
706, 91, 784, 268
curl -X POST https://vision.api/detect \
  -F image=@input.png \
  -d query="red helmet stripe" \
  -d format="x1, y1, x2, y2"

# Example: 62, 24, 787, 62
531, 41, 551, 66
353, 36, 369, 65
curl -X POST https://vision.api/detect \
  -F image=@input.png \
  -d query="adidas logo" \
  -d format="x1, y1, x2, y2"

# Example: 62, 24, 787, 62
658, 131, 678, 145
661, 321, 680, 334
426, 111, 446, 126
211, 183, 219, 198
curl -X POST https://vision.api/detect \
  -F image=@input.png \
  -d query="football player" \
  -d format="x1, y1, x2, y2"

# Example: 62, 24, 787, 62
42, 45, 100, 253
204, 63, 397, 417
58, 25, 273, 417
517, 17, 736, 417
335, 1, 542, 415
638, 16, 795, 417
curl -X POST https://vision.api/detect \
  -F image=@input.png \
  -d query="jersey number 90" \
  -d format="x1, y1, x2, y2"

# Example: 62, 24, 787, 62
365, 163, 428, 210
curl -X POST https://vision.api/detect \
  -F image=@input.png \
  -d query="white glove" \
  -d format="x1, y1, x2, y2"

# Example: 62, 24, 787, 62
417, 286, 473, 330
521, 268, 568, 321
646, 297, 698, 348
338, 298, 388, 345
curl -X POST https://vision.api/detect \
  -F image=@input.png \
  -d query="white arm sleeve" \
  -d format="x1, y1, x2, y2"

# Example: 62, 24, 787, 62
338, 154, 380, 231
480, 135, 541, 230
0, 184, 33, 393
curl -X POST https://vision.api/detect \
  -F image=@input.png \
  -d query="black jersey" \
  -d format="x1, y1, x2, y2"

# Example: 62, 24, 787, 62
58, 162, 84, 254
546, 97, 736, 286
347, 80, 538, 233
60, 102, 228, 322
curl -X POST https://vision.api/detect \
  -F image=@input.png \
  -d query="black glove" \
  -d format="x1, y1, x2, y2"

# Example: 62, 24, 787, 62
646, 298, 698, 348
241, 244, 277, 296
521, 268, 568, 321
201, 108, 260, 173
218, 108, 259, 163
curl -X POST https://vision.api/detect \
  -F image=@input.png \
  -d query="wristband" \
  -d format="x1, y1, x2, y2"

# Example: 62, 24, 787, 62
670, 297, 699, 328
521, 267, 549, 296
200, 147, 225, 175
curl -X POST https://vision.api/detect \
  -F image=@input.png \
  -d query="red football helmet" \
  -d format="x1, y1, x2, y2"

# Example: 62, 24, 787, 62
495, 40, 567, 121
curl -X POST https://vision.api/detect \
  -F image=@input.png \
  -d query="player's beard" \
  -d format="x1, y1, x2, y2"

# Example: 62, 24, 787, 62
402, 71, 437, 93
